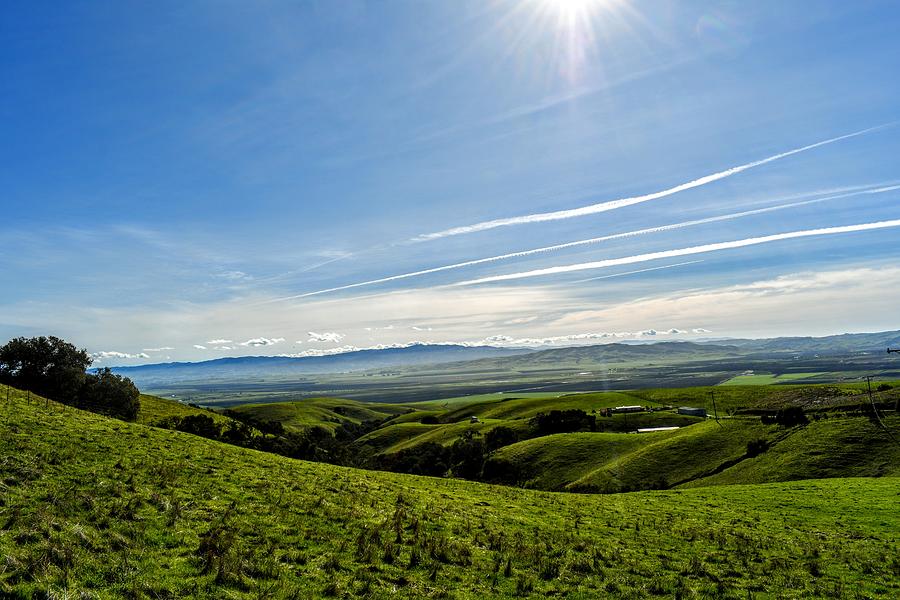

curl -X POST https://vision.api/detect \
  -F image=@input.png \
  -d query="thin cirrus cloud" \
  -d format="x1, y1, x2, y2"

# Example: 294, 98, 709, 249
142, 346, 174, 352
269, 182, 899, 302
452, 219, 900, 286
206, 339, 233, 344
411, 123, 892, 242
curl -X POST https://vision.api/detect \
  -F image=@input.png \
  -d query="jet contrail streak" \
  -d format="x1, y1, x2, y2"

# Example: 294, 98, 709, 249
571, 260, 705, 283
266, 183, 899, 302
452, 219, 900, 286
412, 124, 893, 242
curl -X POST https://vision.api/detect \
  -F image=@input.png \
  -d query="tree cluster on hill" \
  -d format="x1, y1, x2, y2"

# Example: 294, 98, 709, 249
530, 409, 596, 435
0, 336, 140, 420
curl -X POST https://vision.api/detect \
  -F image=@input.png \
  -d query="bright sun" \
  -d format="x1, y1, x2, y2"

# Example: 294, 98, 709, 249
546, 0, 604, 21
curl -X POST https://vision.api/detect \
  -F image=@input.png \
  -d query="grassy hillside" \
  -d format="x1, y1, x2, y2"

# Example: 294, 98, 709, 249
439, 391, 652, 422
1, 385, 898, 599
687, 415, 900, 487
486, 416, 900, 493
217, 383, 900, 495
353, 422, 441, 454
484, 432, 653, 490
137, 393, 233, 427
227, 397, 412, 433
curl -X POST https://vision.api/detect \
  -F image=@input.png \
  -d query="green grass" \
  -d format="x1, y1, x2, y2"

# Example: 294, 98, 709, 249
137, 394, 234, 427
486, 432, 654, 490
385, 419, 532, 454
719, 372, 826, 386
687, 415, 900, 487
227, 397, 413, 432
1, 385, 898, 598
354, 422, 441, 454
439, 391, 658, 422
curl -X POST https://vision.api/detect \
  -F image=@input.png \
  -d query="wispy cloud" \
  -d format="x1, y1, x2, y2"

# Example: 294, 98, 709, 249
216, 270, 252, 281
206, 338, 233, 344
239, 337, 285, 347
412, 124, 893, 241
275, 327, 698, 358
142, 346, 175, 352
454, 219, 900, 286
270, 182, 899, 301
193, 345, 208, 350
307, 331, 345, 343
91, 350, 150, 361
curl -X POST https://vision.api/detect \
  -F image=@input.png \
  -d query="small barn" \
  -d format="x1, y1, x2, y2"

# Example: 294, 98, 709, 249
678, 406, 707, 418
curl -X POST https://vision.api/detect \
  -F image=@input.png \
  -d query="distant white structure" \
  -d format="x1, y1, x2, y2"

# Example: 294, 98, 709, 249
469, 416, 480, 423
612, 405, 644, 414
636, 426, 680, 433
678, 407, 707, 418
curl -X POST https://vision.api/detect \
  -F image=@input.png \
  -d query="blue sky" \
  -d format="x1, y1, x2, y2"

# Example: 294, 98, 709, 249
2, 0, 900, 364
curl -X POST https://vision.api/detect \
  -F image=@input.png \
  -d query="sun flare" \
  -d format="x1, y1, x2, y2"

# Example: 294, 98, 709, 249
543, 0, 605, 22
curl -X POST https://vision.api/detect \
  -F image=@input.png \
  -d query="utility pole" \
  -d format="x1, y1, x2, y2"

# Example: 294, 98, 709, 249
888, 349, 900, 412
865, 375, 875, 411
710, 390, 721, 427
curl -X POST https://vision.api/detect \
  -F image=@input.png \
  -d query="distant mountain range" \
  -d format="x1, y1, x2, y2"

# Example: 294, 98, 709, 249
103, 330, 900, 388
710, 330, 900, 354
103, 344, 532, 386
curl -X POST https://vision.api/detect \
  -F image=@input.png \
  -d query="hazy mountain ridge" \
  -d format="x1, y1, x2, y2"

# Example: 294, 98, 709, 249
102, 330, 900, 390
707, 330, 900, 354
102, 344, 533, 386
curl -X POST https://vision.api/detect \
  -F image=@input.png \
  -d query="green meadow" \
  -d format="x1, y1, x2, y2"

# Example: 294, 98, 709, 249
1, 385, 898, 599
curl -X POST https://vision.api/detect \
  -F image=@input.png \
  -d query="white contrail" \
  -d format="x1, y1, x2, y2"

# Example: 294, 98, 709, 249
571, 260, 705, 283
412, 124, 893, 242
265, 183, 899, 302
452, 219, 900, 286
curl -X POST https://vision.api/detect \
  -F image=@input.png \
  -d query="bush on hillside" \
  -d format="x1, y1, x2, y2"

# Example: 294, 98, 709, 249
449, 430, 485, 479
78, 368, 140, 421
746, 438, 770, 457
162, 414, 223, 439
484, 425, 520, 451
530, 410, 596, 435
761, 406, 808, 427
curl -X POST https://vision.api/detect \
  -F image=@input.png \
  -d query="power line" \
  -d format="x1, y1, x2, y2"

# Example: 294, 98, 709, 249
865, 375, 899, 446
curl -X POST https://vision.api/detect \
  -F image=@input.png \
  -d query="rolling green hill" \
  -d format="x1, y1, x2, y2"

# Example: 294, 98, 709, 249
217, 383, 900, 496
137, 393, 234, 427
227, 397, 413, 432
1, 384, 898, 599
484, 415, 900, 493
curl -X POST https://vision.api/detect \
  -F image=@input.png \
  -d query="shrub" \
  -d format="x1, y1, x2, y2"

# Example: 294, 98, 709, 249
746, 438, 770, 457
77, 368, 140, 421
530, 410, 596, 435
484, 426, 519, 451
